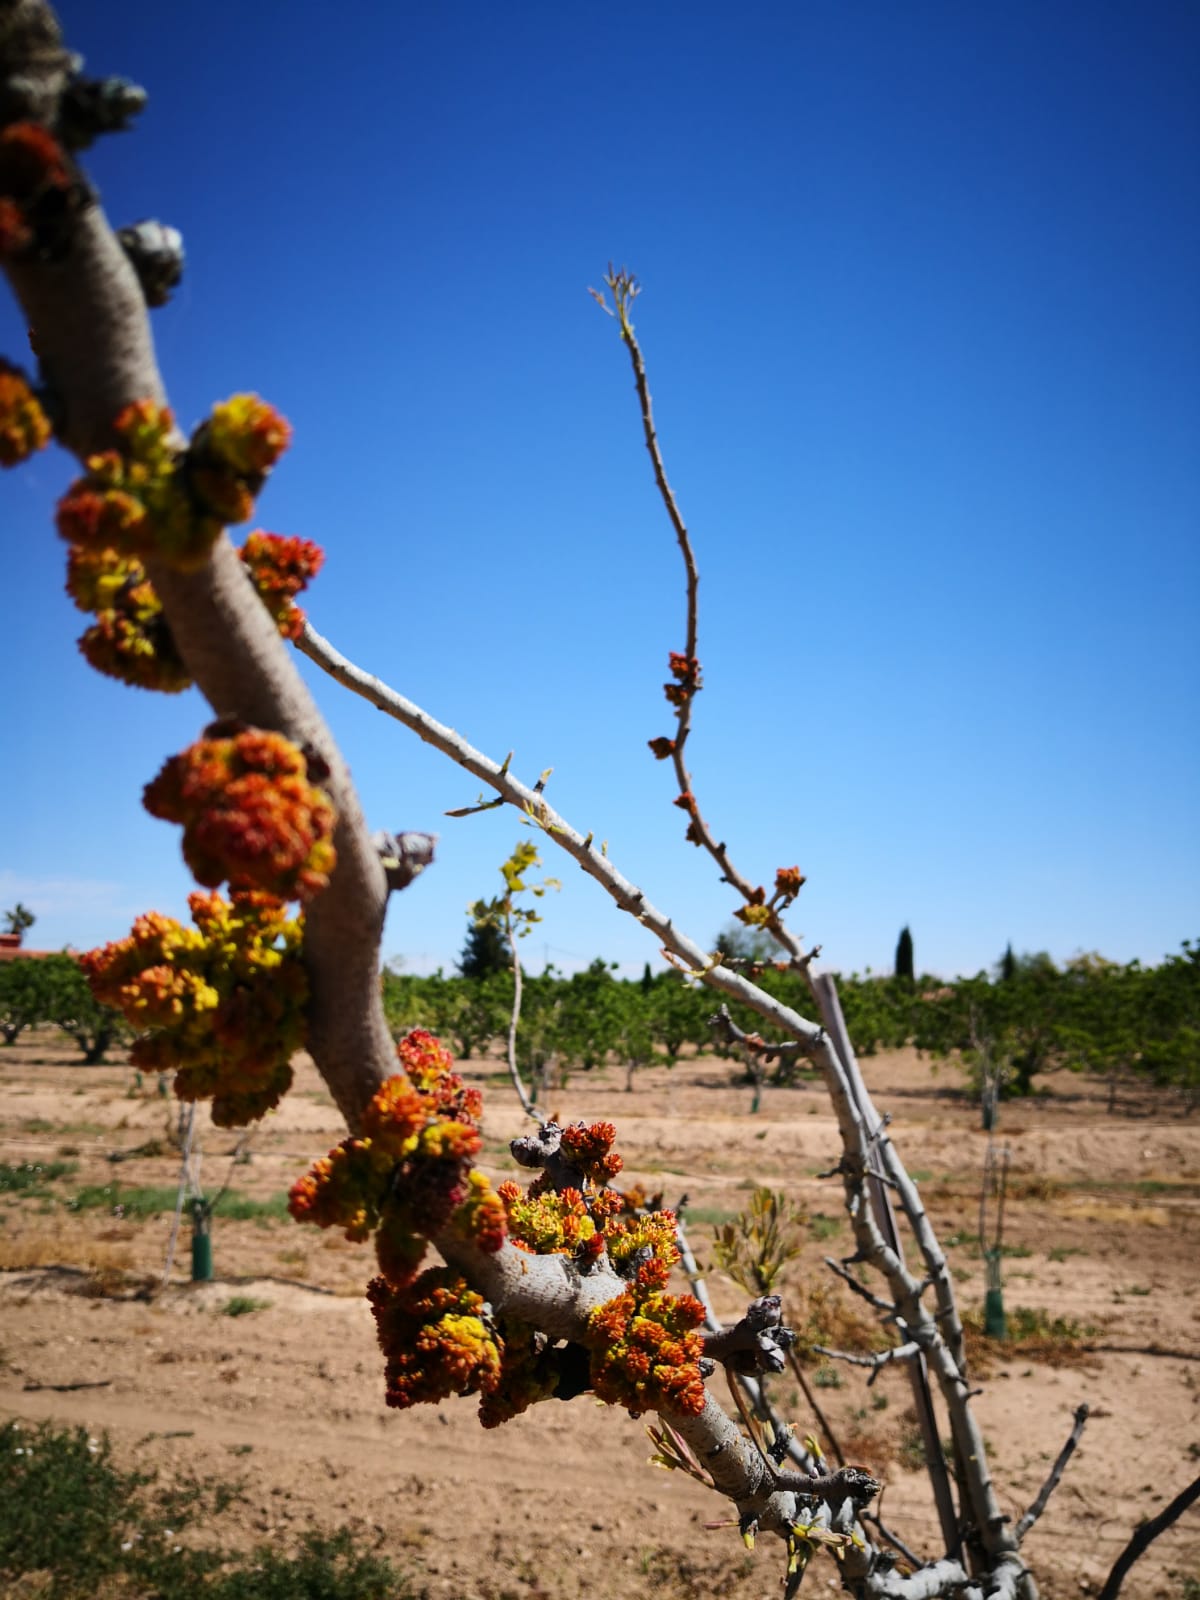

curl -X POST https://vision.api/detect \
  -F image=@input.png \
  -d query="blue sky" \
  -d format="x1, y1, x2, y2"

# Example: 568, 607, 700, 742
4, 1, 1198, 981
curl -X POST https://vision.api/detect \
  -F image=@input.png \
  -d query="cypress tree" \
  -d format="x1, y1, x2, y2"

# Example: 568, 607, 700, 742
458, 919, 511, 979
895, 925, 915, 984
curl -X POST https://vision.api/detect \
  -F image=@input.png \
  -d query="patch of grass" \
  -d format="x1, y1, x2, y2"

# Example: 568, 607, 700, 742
0, 1159, 77, 1197
898, 1420, 926, 1471
213, 1191, 290, 1224
1048, 1245, 1086, 1263
64, 1184, 289, 1226
0, 1419, 416, 1600
812, 1366, 843, 1389
683, 1206, 737, 1227
907, 1169, 934, 1184
220, 1296, 271, 1317
809, 1212, 841, 1241
964, 1304, 1097, 1369
67, 1182, 180, 1218
1007, 1174, 1062, 1201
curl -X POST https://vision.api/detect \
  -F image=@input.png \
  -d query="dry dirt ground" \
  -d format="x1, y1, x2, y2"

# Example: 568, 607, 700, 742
1, 1035, 1198, 1599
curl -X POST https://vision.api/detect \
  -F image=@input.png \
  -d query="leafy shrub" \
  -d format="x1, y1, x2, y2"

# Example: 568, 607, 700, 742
0, 1419, 416, 1599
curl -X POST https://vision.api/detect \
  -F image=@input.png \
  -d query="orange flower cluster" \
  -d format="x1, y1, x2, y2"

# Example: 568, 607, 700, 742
62, 533, 325, 694
451, 1169, 508, 1254
143, 721, 337, 902
601, 1204, 681, 1275
0, 122, 75, 258
56, 394, 290, 575
663, 650, 701, 707
0, 359, 51, 466
477, 1319, 565, 1430
559, 1120, 624, 1186
774, 865, 806, 899
82, 890, 307, 1126
186, 396, 292, 525
239, 530, 324, 640
65, 545, 191, 693
288, 1030, 499, 1287
56, 401, 214, 570
368, 1268, 502, 1412
585, 1257, 707, 1418
498, 1181, 602, 1259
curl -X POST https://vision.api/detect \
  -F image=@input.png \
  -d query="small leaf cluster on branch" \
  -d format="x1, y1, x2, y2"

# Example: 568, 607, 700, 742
292, 1055, 710, 1427
81, 714, 338, 1125
0, 115, 82, 260
0, 352, 48, 461
82, 890, 308, 1126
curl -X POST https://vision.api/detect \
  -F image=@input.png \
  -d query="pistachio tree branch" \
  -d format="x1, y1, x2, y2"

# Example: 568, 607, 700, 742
1096, 1471, 1200, 1600
812, 1342, 922, 1385
1016, 1404, 1089, 1544
295, 619, 1035, 1593
594, 267, 810, 956
0, 5, 394, 1131
595, 274, 974, 1564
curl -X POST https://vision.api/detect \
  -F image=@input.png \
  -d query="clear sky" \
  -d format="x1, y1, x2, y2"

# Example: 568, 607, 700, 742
3, 1, 1198, 982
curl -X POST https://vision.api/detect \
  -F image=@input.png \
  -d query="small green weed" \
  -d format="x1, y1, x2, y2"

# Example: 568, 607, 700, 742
682, 1206, 737, 1227
898, 1422, 926, 1471
0, 1159, 77, 1197
809, 1212, 841, 1241
221, 1296, 271, 1317
68, 1182, 179, 1218
812, 1366, 843, 1389
214, 1191, 290, 1224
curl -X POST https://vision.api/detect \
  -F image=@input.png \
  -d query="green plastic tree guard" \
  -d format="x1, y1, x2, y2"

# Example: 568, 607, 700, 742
983, 1248, 1005, 1339
190, 1198, 213, 1282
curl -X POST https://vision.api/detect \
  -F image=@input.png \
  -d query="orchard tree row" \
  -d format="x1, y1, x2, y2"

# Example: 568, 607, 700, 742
381, 929, 1199, 1106
0, 951, 126, 1060
5, 931, 1195, 1108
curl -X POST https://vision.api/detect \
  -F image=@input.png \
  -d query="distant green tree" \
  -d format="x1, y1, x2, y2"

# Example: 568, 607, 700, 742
998, 942, 1017, 982
640, 961, 654, 996
40, 954, 127, 1064
646, 972, 712, 1062
894, 925, 914, 984
0, 957, 53, 1045
2, 903, 35, 941
713, 920, 777, 963
915, 953, 1064, 1099
457, 919, 510, 980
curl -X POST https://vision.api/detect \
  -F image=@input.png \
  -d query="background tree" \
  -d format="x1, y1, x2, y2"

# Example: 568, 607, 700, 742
894, 924, 914, 984
39, 952, 127, 1063
2, 903, 35, 942
0, 957, 54, 1047
457, 917, 510, 981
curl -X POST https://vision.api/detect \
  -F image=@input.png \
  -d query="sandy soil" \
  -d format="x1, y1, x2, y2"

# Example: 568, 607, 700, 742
1, 1036, 1197, 1599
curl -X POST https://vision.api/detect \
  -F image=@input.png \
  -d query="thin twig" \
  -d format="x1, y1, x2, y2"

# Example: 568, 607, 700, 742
1016, 1403, 1089, 1543
862, 1505, 926, 1571
502, 901, 539, 1121
595, 268, 809, 960
1097, 1470, 1200, 1599
784, 1346, 845, 1469
813, 1341, 921, 1386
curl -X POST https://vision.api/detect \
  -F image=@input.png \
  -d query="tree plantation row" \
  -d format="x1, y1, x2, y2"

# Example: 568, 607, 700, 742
5, 937, 1194, 1108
